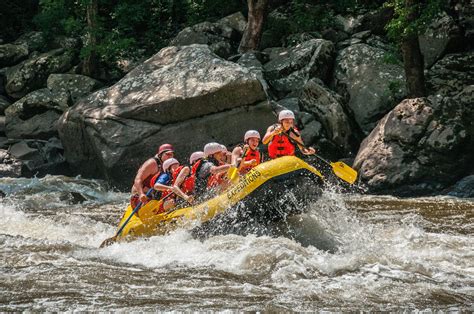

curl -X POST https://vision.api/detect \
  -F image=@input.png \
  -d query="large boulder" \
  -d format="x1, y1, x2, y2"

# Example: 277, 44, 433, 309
1, 138, 68, 177
354, 87, 474, 195
263, 39, 335, 97
0, 43, 29, 68
299, 79, 357, 154
47, 74, 103, 103
426, 51, 474, 97
419, 12, 463, 68
0, 149, 22, 177
170, 18, 240, 59
216, 12, 247, 35
13, 31, 47, 53
446, 175, 474, 198
5, 48, 76, 99
58, 45, 272, 188
333, 43, 406, 134
5, 88, 71, 139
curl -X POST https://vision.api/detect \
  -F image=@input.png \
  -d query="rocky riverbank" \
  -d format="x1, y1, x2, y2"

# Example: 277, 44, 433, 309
1, 5, 473, 196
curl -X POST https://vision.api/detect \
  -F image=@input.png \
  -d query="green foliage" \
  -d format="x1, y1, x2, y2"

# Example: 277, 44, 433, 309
0, 0, 39, 42
33, 0, 243, 75
384, 0, 446, 41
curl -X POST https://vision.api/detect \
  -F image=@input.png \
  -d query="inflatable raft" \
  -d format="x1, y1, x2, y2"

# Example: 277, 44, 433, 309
111, 156, 327, 243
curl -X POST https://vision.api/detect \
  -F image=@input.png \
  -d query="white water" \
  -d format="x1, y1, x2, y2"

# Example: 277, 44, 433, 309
1, 176, 473, 311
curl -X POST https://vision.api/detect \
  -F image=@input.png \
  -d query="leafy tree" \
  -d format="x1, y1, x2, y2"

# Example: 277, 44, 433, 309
385, 0, 445, 97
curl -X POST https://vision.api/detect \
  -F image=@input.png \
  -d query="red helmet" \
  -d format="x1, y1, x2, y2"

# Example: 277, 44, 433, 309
157, 143, 174, 155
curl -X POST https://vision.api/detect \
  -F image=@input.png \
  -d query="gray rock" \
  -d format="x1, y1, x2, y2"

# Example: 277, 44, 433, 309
333, 43, 406, 133
5, 49, 77, 99
0, 149, 22, 177
285, 32, 322, 47
47, 74, 103, 103
336, 38, 363, 50
354, 90, 474, 194
426, 51, 474, 97
0, 95, 10, 115
299, 79, 355, 154
263, 39, 335, 96
170, 21, 239, 58
2, 138, 68, 177
0, 43, 29, 67
217, 12, 247, 34
419, 12, 462, 68
352, 30, 371, 40
237, 52, 263, 69
335, 14, 363, 34
262, 47, 288, 62
58, 45, 272, 188
0, 115, 4, 134
9, 141, 38, 159
353, 8, 394, 36
456, 1, 474, 44
278, 97, 300, 113
14, 31, 46, 52
300, 119, 323, 146
321, 28, 349, 43
5, 88, 71, 139
447, 175, 474, 198
209, 41, 234, 59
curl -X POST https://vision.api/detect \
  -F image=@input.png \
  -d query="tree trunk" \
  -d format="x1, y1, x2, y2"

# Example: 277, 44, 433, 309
238, 0, 269, 53
82, 0, 100, 78
401, 0, 426, 97
401, 36, 426, 97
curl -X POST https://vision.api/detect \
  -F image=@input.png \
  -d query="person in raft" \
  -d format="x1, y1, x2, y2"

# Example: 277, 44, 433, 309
151, 158, 193, 212
231, 130, 263, 175
194, 142, 232, 196
169, 151, 205, 205
130, 143, 175, 208
262, 110, 316, 158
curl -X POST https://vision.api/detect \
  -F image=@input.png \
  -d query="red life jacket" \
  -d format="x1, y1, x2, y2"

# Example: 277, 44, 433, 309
268, 130, 296, 159
172, 165, 195, 195
205, 158, 226, 189
239, 147, 262, 174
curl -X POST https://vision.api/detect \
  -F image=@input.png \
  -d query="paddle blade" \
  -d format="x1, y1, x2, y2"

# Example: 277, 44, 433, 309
99, 236, 117, 248
330, 161, 358, 184
227, 166, 239, 183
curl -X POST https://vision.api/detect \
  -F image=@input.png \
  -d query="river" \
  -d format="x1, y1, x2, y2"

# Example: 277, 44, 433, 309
1, 176, 472, 311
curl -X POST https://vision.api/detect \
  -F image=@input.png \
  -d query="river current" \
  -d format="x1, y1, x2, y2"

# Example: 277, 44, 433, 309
1, 175, 473, 311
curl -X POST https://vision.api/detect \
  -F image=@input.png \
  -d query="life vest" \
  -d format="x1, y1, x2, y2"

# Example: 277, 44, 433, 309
172, 165, 195, 195
194, 158, 219, 195
239, 146, 262, 174
267, 127, 297, 159
149, 171, 173, 200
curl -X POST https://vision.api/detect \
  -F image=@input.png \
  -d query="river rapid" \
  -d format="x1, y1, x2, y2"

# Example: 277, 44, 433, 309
1, 176, 473, 311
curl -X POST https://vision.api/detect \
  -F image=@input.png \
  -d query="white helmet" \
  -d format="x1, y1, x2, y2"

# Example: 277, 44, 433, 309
278, 109, 295, 121
219, 144, 228, 153
189, 151, 204, 164
204, 142, 222, 157
244, 130, 261, 142
162, 158, 179, 172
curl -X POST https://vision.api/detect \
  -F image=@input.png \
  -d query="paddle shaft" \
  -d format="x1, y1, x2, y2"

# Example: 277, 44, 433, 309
115, 188, 175, 238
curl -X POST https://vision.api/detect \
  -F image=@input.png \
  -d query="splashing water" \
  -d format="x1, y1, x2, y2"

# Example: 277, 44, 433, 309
1, 176, 473, 311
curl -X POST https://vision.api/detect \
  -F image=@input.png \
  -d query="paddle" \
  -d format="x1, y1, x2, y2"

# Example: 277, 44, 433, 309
286, 129, 358, 185
99, 188, 155, 248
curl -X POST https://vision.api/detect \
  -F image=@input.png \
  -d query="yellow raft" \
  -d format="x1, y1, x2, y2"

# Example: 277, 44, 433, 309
114, 156, 324, 242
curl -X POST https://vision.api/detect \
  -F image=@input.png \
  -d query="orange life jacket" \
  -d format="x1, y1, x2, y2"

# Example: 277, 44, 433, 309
268, 130, 296, 159
239, 147, 262, 174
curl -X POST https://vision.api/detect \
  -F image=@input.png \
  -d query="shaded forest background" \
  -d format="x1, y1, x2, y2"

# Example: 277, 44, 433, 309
1, 0, 433, 80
